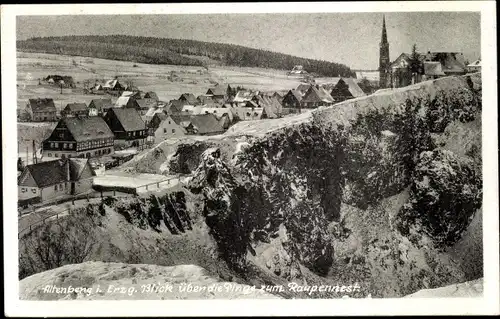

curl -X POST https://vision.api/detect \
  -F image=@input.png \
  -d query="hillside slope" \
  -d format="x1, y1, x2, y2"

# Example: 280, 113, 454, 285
17, 35, 355, 77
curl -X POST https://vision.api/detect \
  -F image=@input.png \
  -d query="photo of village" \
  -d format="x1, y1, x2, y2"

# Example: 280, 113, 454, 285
11, 9, 488, 306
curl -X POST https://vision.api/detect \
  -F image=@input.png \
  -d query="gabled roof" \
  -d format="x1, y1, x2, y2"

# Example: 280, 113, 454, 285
121, 91, 141, 98
170, 114, 193, 128
468, 59, 481, 67
423, 61, 446, 76
168, 100, 185, 113
108, 108, 145, 132
28, 98, 56, 112
232, 90, 257, 103
115, 96, 131, 108
103, 79, 120, 89
144, 91, 159, 100
206, 86, 225, 96
89, 99, 113, 111
188, 114, 225, 135
20, 158, 94, 188
61, 116, 115, 142
145, 107, 164, 118
296, 83, 311, 94
179, 93, 198, 105
302, 86, 334, 103
63, 102, 87, 113
333, 78, 366, 98
286, 89, 303, 102
136, 98, 157, 110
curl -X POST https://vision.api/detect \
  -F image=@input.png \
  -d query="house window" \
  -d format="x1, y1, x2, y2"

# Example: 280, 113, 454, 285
63, 143, 67, 149
168, 121, 171, 124
54, 142, 59, 148
54, 185, 58, 191
50, 142, 55, 148
59, 133, 64, 138
48, 153, 52, 157
31, 188, 36, 194
163, 128, 167, 133
69, 144, 73, 149
21, 188, 27, 193
172, 129, 176, 133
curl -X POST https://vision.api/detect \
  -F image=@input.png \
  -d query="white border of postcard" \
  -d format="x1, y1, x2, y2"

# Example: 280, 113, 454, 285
2, 1, 498, 316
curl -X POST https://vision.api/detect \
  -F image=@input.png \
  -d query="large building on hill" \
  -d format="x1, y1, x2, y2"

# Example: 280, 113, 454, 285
42, 116, 115, 159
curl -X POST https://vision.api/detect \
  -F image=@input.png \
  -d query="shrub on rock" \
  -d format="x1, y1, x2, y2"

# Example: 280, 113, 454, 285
396, 149, 482, 247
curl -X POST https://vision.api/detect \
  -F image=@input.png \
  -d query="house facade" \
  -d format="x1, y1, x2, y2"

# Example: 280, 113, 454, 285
61, 102, 88, 117
18, 158, 95, 204
42, 116, 115, 159
26, 98, 58, 122
103, 108, 147, 147
88, 98, 113, 116
282, 89, 302, 109
149, 113, 186, 143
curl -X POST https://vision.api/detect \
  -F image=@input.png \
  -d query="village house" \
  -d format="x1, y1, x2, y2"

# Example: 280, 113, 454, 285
143, 91, 159, 101
231, 90, 260, 107
103, 108, 147, 147
42, 116, 115, 159
205, 86, 226, 103
168, 100, 185, 114
300, 85, 335, 108
45, 75, 75, 88
18, 158, 95, 205
148, 113, 186, 144
171, 114, 225, 136
102, 79, 124, 91
467, 59, 481, 73
61, 102, 88, 117
88, 98, 113, 116
26, 98, 58, 122
121, 91, 142, 99
257, 95, 283, 119
136, 98, 158, 115
330, 78, 366, 102
282, 89, 303, 109
178, 93, 198, 105
143, 107, 164, 125
389, 51, 467, 88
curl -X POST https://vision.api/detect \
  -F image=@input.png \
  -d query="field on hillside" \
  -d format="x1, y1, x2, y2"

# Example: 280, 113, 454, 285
17, 52, 342, 109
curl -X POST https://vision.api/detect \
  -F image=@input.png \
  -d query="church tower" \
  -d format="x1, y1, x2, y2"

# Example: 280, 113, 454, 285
379, 15, 390, 88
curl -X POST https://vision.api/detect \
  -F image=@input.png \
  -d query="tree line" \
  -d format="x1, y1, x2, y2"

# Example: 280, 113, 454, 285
18, 35, 356, 77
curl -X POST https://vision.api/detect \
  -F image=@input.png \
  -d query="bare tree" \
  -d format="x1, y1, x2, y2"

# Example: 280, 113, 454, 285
19, 207, 99, 279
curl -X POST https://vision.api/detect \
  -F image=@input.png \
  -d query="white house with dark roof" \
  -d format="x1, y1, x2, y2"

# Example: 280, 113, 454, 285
61, 102, 88, 118
18, 158, 95, 204
42, 116, 115, 159
26, 98, 57, 122
88, 98, 113, 116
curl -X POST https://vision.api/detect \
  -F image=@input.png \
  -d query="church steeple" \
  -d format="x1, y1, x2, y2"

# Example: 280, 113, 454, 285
379, 15, 390, 88
381, 15, 388, 45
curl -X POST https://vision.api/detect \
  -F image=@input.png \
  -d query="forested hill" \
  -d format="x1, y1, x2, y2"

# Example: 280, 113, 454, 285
17, 35, 356, 77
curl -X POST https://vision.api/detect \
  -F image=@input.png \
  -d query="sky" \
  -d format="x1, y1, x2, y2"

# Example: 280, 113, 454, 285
16, 12, 481, 70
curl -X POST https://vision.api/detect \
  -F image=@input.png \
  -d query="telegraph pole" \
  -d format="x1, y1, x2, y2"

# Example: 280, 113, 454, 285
33, 140, 37, 164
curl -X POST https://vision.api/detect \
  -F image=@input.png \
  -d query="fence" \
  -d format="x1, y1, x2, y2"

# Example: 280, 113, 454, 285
18, 209, 68, 239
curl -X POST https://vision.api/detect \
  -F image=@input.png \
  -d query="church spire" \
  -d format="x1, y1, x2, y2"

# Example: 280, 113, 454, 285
381, 15, 388, 44
379, 14, 390, 88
